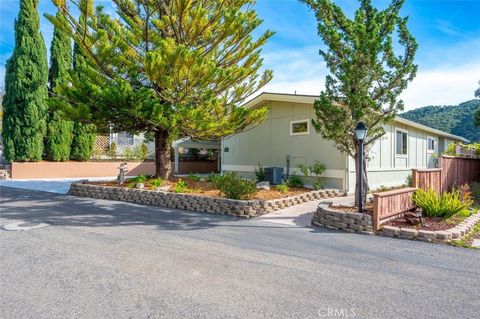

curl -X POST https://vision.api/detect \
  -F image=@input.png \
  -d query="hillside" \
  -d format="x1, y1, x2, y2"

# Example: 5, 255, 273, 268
400, 99, 480, 142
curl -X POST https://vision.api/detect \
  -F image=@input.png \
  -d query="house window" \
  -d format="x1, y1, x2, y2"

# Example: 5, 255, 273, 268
290, 120, 309, 135
427, 137, 436, 152
396, 130, 407, 156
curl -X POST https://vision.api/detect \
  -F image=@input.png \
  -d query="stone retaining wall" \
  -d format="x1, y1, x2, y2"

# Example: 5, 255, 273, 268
311, 202, 374, 235
381, 212, 480, 243
69, 182, 343, 218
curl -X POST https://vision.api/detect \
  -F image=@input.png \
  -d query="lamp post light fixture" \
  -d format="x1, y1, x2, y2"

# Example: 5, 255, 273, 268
355, 122, 368, 212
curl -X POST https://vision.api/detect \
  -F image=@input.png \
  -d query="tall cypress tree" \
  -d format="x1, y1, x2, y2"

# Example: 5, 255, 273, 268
2, 0, 48, 162
69, 0, 95, 161
44, 1, 74, 161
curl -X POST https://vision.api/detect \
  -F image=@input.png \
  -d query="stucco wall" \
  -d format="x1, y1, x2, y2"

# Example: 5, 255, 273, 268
11, 160, 218, 179
221, 101, 347, 190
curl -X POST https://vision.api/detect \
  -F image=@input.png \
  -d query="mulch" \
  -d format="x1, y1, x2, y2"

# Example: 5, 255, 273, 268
384, 215, 465, 231
86, 178, 311, 201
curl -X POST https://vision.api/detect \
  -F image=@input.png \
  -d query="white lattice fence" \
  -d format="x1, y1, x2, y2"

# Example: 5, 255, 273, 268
93, 135, 155, 160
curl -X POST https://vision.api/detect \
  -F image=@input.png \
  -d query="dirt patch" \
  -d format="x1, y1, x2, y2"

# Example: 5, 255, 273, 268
86, 178, 312, 201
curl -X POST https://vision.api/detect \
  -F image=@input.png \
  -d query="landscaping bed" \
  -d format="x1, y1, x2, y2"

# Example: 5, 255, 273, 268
312, 183, 480, 245
383, 214, 468, 232
381, 211, 479, 243
71, 174, 344, 218
381, 185, 480, 243
87, 177, 312, 201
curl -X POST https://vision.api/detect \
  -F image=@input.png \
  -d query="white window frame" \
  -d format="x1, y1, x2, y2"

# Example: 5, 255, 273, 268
427, 136, 436, 153
290, 119, 310, 136
395, 128, 408, 157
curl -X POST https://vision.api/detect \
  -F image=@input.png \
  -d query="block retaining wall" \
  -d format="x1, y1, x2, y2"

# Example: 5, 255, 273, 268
311, 202, 374, 235
312, 201, 480, 244
380, 212, 480, 243
69, 182, 344, 218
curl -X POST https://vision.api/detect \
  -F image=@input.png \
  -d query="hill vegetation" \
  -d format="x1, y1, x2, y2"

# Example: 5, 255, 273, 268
400, 100, 480, 142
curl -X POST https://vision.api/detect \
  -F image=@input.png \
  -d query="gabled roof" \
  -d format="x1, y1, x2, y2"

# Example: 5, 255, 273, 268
242, 92, 468, 142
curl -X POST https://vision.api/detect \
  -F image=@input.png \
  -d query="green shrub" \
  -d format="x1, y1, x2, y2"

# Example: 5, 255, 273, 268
124, 147, 134, 160
287, 175, 304, 188
212, 172, 256, 200
150, 178, 164, 188
405, 174, 412, 187
135, 143, 149, 160
298, 164, 310, 178
254, 163, 266, 182
108, 142, 118, 159
173, 179, 189, 193
187, 174, 201, 181
412, 188, 472, 219
275, 183, 289, 194
444, 143, 456, 156
207, 173, 221, 184
313, 181, 324, 190
129, 175, 147, 183
297, 161, 326, 189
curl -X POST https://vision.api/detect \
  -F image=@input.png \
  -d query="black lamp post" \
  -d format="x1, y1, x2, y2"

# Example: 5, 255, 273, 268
355, 122, 368, 212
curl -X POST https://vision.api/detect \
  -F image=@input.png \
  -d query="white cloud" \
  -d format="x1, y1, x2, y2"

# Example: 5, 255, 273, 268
400, 62, 480, 110
260, 46, 326, 95
257, 41, 480, 110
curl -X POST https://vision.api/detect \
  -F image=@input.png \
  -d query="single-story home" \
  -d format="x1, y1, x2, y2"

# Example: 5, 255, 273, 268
220, 92, 467, 193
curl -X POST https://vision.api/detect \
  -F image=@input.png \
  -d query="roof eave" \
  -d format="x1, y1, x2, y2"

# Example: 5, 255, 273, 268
241, 92, 467, 142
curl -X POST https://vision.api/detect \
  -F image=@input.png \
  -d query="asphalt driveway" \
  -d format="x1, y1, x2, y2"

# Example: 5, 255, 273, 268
0, 186, 479, 319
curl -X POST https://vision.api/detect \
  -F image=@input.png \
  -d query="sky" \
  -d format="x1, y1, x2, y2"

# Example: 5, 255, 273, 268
0, 0, 479, 110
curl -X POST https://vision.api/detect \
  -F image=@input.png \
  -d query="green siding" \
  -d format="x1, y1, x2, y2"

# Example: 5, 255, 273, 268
221, 101, 347, 190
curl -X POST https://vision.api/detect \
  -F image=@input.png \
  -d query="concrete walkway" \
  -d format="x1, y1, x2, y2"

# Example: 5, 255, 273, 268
255, 199, 321, 227
0, 177, 115, 194
256, 194, 371, 227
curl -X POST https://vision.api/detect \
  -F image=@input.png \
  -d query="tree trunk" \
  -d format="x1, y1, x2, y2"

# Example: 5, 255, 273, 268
354, 146, 369, 210
154, 129, 172, 179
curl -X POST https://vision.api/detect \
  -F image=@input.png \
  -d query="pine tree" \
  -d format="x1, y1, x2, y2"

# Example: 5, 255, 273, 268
2, 0, 48, 162
47, 0, 272, 177
68, 0, 95, 161
302, 0, 417, 206
44, 1, 74, 161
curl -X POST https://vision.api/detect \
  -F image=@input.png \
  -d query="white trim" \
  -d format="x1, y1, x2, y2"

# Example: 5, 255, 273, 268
290, 119, 310, 136
222, 165, 345, 179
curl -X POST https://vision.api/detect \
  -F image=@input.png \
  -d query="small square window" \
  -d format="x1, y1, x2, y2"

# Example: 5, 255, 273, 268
290, 120, 309, 135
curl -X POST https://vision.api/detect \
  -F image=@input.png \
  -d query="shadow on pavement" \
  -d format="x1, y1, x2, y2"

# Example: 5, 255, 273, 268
0, 186, 319, 231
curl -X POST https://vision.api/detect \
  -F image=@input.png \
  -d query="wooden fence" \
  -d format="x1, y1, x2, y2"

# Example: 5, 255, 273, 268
439, 156, 480, 191
411, 168, 442, 193
373, 156, 479, 230
372, 188, 416, 230
412, 156, 480, 193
